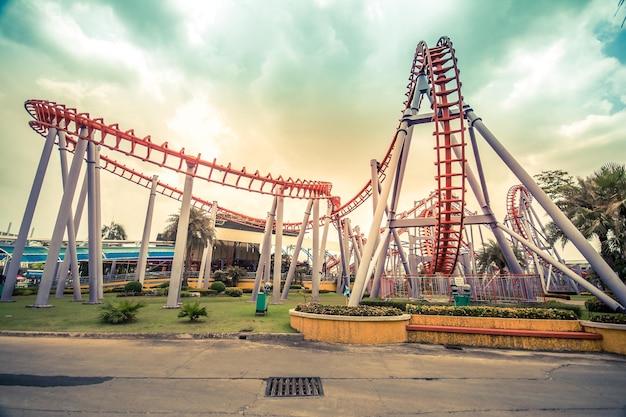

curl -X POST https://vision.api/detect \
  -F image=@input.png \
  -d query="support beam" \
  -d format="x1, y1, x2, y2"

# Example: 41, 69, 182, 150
1, 126, 57, 302
164, 162, 195, 308
252, 197, 277, 301
467, 108, 626, 312
201, 201, 218, 289
33, 127, 88, 307
311, 199, 320, 301
281, 199, 314, 300
136, 175, 158, 286
272, 191, 284, 304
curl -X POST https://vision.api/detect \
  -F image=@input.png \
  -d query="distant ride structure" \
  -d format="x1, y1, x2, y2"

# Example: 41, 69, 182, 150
2, 36, 625, 312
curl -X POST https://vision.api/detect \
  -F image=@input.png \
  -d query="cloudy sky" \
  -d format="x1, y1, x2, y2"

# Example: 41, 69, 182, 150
0, 0, 625, 259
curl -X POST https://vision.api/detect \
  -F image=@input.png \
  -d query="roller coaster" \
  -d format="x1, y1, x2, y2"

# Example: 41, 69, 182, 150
2, 36, 626, 312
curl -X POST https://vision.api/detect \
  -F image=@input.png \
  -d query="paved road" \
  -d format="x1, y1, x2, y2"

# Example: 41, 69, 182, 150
0, 334, 625, 416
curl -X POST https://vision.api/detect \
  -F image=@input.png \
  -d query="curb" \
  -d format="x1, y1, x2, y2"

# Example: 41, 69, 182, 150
0, 330, 305, 341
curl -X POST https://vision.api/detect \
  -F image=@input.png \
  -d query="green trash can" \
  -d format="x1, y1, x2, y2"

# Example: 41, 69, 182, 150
255, 292, 269, 315
453, 294, 470, 306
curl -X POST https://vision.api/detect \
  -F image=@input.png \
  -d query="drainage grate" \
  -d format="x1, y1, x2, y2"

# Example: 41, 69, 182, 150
265, 377, 324, 397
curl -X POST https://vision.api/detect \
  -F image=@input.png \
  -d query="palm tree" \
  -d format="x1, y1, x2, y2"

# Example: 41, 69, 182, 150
101, 222, 127, 240
536, 163, 626, 280
161, 207, 216, 285
224, 265, 248, 287
475, 240, 526, 274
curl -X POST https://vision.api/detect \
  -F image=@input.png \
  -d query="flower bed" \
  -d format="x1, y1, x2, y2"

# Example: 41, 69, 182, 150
406, 304, 578, 320
289, 303, 410, 344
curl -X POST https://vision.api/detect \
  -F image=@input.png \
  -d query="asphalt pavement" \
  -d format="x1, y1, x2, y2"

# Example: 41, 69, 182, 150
0, 333, 625, 417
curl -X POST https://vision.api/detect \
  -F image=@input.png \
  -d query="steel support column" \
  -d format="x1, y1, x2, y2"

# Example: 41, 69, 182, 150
1, 126, 57, 302
34, 127, 88, 307
136, 175, 158, 285
165, 162, 195, 308
467, 108, 626, 311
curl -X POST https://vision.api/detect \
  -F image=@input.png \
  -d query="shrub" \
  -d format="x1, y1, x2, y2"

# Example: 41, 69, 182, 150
406, 304, 577, 320
124, 281, 143, 294
591, 313, 626, 324
99, 300, 147, 324
585, 296, 616, 313
225, 287, 243, 297
178, 300, 208, 321
361, 298, 418, 312
294, 302, 404, 316
210, 281, 226, 293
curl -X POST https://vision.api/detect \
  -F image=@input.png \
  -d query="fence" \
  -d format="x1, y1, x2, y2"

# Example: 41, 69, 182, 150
378, 274, 545, 304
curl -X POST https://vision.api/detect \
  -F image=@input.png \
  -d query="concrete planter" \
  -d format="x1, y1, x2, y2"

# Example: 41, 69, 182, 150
407, 315, 602, 352
580, 321, 626, 355
409, 314, 583, 331
289, 309, 411, 344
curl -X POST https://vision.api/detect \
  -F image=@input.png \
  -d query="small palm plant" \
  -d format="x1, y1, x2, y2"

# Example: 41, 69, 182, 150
100, 300, 147, 324
178, 300, 208, 321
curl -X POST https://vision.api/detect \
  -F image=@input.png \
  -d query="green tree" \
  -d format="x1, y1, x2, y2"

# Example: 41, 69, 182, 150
101, 222, 127, 240
161, 207, 216, 286
535, 163, 626, 280
475, 240, 526, 274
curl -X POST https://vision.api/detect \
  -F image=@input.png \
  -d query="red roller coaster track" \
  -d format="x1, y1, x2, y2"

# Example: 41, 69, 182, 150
24, 36, 467, 274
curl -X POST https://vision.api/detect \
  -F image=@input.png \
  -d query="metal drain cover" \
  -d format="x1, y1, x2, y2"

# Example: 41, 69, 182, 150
265, 377, 324, 397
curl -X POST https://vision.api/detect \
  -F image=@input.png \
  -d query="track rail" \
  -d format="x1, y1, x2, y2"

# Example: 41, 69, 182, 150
25, 100, 335, 203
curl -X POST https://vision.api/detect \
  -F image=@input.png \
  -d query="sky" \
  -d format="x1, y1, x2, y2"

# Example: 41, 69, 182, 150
0, 0, 625, 260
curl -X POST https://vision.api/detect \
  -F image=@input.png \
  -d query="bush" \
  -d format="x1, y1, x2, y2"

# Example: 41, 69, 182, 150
225, 287, 243, 297
294, 302, 404, 316
406, 304, 577, 320
178, 300, 208, 321
585, 295, 616, 313
124, 281, 143, 294
210, 281, 226, 293
591, 313, 626, 324
361, 298, 419, 312
99, 300, 147, 324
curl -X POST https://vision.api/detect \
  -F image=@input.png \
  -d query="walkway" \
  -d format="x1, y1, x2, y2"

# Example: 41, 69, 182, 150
1, 334, 625, 416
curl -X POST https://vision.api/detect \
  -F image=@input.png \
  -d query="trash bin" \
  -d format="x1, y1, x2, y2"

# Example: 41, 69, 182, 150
453, 284, 471, 306
255, 282, 272, 316
453, 294, 470, 306
255, 293, 269, 315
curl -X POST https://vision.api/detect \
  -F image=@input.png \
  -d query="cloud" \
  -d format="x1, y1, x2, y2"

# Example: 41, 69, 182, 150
0, 0, 624, 258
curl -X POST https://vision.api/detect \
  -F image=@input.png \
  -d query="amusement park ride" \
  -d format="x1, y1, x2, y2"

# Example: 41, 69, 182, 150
2, 37, 626, 312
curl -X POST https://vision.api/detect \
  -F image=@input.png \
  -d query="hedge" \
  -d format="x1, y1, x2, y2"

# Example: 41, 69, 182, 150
406, 304, 578, 320
294, 302, 404, 317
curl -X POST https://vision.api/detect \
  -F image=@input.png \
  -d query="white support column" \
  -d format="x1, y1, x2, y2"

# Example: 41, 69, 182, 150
311, 199, 320, 301
94, 145, 103, 300
33, 127, 89, 307
281, 199, 314, 300
339, 219, 351, 292
2, 126, 57, 302
71, 173, 88, 299
318, 202, 332, 282
165, 162, 196, 308
136, 175, 158, 286
252, 197, 277, 301
272, 191, 284, 304
54, 130, 82, 301
349, 111, 413, 306
86, 140, 100, 304
467, 108, 626, 310
201, 201, 218, 289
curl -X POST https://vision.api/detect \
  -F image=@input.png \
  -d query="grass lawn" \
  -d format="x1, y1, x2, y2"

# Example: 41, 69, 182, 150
0, 292, 348, 335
